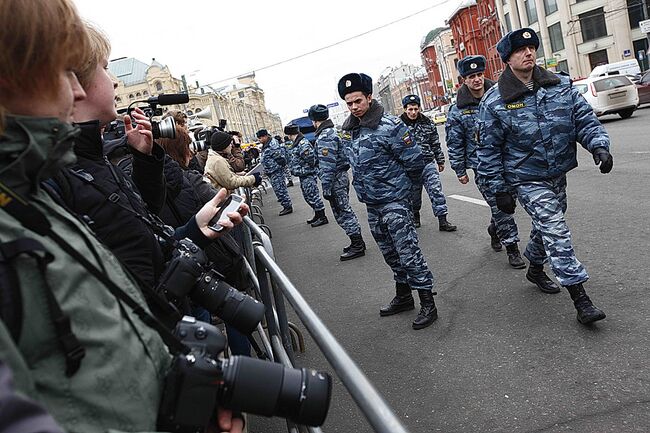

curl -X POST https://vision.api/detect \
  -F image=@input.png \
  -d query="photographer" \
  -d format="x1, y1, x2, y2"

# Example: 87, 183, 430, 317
0, 1, 243, 431
227, 130, 246, 173
204, 130, 262, 192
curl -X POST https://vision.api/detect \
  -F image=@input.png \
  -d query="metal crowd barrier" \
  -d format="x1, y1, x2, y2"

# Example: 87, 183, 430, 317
236, 185, 410, 433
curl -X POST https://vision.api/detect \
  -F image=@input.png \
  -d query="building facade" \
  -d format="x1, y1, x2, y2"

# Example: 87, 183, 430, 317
375, 64, 430, 115
495, 0, 650, 78
109, 58, 282, 142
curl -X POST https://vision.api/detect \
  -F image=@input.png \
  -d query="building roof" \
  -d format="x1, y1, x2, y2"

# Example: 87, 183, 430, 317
446, 0, 476, 24
421, 27, 450, 49
108, 57, 165, 86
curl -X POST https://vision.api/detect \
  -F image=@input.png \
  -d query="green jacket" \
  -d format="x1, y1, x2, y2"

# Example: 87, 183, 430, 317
0, 116, 172, 432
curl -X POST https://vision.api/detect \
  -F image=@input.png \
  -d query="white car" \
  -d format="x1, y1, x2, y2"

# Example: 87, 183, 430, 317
573, 75, 639, 119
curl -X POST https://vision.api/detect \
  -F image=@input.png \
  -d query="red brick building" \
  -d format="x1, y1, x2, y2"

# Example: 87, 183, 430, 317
420, 41, 446, 108
447, 0, 503, 80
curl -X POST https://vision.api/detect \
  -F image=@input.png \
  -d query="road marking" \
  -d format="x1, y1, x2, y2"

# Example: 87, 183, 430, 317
449, 194, 489, 207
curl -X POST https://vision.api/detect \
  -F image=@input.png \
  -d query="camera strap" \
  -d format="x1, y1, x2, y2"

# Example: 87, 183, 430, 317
0, 181, 190, 357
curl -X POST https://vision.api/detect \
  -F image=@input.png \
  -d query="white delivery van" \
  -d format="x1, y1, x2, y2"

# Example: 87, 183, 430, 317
589, 59, 641, 78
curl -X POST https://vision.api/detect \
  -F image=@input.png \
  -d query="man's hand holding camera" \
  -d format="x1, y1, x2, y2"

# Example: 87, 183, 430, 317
195, 189, 249, 239
123, 107, 153, 155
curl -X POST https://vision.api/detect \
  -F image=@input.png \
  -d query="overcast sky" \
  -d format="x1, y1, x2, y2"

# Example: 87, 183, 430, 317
75, 0, 459, 123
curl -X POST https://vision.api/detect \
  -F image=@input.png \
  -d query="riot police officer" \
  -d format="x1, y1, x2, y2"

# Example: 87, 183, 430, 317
446, 55, 525, 269
477, 28, 612, 325
309, 104, 366, 260
339, 72, 438, 330
259, 129, 293, 215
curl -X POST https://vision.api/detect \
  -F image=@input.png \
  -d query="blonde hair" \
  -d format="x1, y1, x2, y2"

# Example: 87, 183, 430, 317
0, 0, 90, 130
77, 23, 112, 89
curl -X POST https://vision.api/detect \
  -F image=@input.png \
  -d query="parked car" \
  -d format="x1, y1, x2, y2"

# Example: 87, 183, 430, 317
432, 111, 447, 125
636, 70, 650, 106
573, 75, 639, 119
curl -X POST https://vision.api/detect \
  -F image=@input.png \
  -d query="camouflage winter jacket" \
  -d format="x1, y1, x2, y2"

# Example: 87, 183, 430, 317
260, 137, 286, 175
341, 101, 425, 205
288, 134, 318, 177
446, 80, 495, 178
314, 119, 349, 196
477, 66, 610, 193
399, 112, 444, 165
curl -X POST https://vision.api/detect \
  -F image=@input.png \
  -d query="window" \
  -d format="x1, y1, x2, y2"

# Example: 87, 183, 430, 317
155, 81, 163, 91
143, 90, 148, 96
593, 76, 632, 92
116, 97, 122, 103
633, 38, 649, 71
504, 13, 512, 32
557, 60, 569, 74
136, 92, 141, 97
549, 22, 565, 52
574, 83, 588, 94
627, 0, 650, 29
537, 36, 545, 59
525, 0, 538, 24
580, 8, 607, 42
588, 49, 609, 70
544, 0, 558, 15
128, 94, 134, 100
238, 91, 245, 98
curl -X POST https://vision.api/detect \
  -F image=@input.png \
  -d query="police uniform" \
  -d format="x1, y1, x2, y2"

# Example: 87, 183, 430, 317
399, 95, 455, 231
310, 104, 366, 260
260, 134, 292, 212
338, 72, 437, 329
289, 134, 325, 212
446, 55, 524, 267
477, 28, 610, 324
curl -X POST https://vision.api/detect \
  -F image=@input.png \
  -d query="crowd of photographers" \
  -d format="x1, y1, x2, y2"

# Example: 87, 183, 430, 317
0, 1, 331, 432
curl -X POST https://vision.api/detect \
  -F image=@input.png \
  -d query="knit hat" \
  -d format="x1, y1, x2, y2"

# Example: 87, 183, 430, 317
210, 130, 233, 151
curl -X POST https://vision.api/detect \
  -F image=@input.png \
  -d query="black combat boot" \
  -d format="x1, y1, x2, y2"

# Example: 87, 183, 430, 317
566, 283, 606, 324
287, 179, 294, 187
526, 263, 560, 293
278, 206, 293, 216
438, 215, 457, 232
505, 243, 526, 269
412, 290, 438, 330
340, 234, 365, 261
379, 282, 414, 316
487, 223, 503, 252
310, 209, 329, 227
413, 211, 421, 228
306, 212, 318, 224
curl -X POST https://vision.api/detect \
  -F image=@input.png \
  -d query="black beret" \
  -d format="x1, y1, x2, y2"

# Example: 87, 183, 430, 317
284, 124, 299, 135
497, 28, 539, 62
402, 94, 420, 107
210, 130, 233, 151
457, 55, 486, 77
337, 73, 372, 99
255, 129, 269, 138
308, 104, 329, 121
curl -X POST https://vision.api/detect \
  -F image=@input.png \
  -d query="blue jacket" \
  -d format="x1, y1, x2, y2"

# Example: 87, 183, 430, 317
399, 112, 444, 165
288, 134, 318, 177
446, 80, 495, 177
314, 119, 349, 196
341, 101, 425, 205
477, 66, 610, 193
261, 137, 286, 175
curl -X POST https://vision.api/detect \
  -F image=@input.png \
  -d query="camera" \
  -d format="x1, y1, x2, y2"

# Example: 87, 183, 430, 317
158, 316, 332, 431
156, 239, 265, 335
190, 127, 213, 153
127, 93, 190, 140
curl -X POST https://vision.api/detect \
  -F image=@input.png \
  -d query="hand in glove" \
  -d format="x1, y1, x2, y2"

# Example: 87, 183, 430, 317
593, 147, 613, 174
252, 172, 263, 186
495, 192, 516, 214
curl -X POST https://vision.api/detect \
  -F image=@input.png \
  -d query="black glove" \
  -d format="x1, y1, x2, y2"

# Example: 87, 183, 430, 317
495, 192, 516, 214
252, 172, 263, 186
322, 193, 333, 201
593, 147, 613, 174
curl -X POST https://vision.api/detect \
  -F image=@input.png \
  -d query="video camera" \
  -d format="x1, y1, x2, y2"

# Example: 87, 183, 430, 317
156, 239, 264, 335
158, 316, 332, 431
127, 93, 190, 140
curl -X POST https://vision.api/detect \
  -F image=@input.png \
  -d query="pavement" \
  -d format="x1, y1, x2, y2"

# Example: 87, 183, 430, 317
246, 106, 650, 433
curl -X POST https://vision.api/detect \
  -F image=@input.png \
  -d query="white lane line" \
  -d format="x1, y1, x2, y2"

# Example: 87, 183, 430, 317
449, 194, 489, 207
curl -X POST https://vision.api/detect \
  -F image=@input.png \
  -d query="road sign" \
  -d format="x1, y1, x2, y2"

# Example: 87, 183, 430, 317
326, 102, 339, 108
545, 58, 558, 67
640, 19, 650, 33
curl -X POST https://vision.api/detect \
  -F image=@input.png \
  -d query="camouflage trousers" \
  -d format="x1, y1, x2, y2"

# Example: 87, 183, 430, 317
367, 201, 434, 291
327, 171, 361, 237
284, 166, 293, 183
411, 161, 448, 217
516, 175, 588, 286
268, 171, 292, 209
298, 174, 325, 211
473, 169, 520, 246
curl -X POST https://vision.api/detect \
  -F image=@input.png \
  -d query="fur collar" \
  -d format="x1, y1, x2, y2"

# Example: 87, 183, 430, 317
314, 119, 334, 138
456, 79, 495, 108
498, 65, 561, 103
399, 112, 431, 126
342, 100, 384, 131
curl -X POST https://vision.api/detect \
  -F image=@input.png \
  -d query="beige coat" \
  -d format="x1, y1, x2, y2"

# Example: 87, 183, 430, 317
204, 150, 256, 192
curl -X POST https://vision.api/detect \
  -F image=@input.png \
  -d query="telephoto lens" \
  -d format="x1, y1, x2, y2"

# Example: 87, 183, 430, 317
220, 356, 332, 427
152, 116, 177, 139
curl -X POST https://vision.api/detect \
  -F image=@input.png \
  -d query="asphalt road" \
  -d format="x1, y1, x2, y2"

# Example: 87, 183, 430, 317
247, 106, 650, 433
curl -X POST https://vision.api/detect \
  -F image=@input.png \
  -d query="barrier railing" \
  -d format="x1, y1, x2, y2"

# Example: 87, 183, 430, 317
238, 185, 410, 433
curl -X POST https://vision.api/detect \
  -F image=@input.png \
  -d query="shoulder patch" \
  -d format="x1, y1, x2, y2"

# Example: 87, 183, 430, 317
462, 109, 477, 115
340, 132, 351, 140
505, 102, 526, 110
402, 131, 413, 146
391, 117, 402, 125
